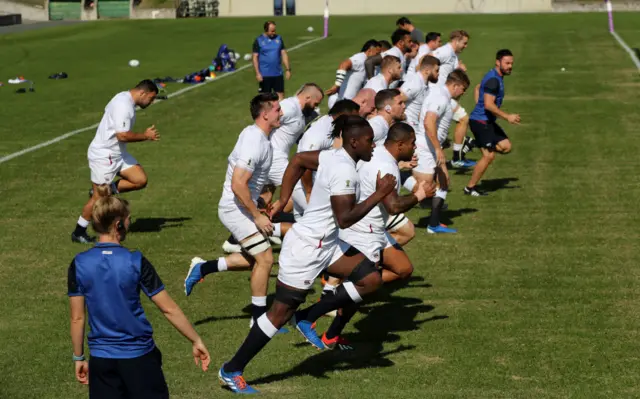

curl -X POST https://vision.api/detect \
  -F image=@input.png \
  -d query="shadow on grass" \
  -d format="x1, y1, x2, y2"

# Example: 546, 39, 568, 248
417, 208, 478, 228
129, 217, 191, 233
478, 177, 520, 192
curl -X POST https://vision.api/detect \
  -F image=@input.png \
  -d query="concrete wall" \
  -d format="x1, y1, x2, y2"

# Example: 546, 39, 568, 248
0, 0, 48, 20
130, 6, 176, 19
217, 0, 553, 16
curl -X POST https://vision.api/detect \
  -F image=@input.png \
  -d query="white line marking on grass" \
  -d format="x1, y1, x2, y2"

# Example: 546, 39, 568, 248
611, 31, 640, 70
0, 36, 326, 165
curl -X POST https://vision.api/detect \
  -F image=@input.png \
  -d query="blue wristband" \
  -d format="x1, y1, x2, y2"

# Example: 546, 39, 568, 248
72, 354, 85, 362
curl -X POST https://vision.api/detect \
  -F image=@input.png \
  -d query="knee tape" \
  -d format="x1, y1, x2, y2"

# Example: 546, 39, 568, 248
274, 284, 308, 308
453, 106, 467, 122
241, 234, 271, 256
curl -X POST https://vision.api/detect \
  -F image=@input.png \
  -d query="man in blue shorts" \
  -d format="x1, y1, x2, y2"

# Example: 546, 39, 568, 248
464, 49, 521, 197
253, 20, 291, 100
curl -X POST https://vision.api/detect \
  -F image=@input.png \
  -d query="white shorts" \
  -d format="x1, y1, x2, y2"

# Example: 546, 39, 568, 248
291, 183, 308, 221
218, 206, 262, 242
268, 155, 288, 186
413, 140, 437, 175
385, 213, 410, 232
89, 151, 137, 185
450, 99, 467, 122
333, 230, 397, 264
277, 228, 337, 290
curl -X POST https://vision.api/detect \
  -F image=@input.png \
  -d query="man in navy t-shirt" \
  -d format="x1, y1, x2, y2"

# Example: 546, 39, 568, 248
464, 49, 521, 197
253, 20, 291, 100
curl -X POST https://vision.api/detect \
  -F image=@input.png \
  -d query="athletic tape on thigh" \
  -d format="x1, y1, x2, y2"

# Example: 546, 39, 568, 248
347, 256, 379, 283
274, 284, 308, 308
453, 106, 467, 122
386, 213, 408, 232
241, 234, 270, 256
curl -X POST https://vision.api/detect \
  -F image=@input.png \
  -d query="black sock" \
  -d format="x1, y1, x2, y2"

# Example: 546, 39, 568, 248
429, 197, 444, 228
201, 260, 220, 277
297, 284, 356, 324
325, 303, 359, 340
73, 224, 87, 236
252, 305, 267, 322
227, 234, 239, 245
452, 149, 460, 162
224, 323, 273, 373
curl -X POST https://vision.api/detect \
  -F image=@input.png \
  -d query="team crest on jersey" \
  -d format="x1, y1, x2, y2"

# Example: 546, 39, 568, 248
346, 180, 351, 187
247, 159, 252, 166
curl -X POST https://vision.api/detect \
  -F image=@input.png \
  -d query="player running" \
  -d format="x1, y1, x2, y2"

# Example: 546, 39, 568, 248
364, 55, 403, 93
408, 32, 441, 73
365, 29, 413, 85
464, 49, 520, 197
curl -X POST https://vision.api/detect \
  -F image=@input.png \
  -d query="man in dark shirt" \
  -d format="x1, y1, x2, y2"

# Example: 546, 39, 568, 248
465, 49, 521, 197
396, 16, 425, 45
253, 20, 291, 100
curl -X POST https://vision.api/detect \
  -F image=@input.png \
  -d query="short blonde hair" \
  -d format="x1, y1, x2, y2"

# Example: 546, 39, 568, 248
91, 193, 130, 234
450, 30, 470, 41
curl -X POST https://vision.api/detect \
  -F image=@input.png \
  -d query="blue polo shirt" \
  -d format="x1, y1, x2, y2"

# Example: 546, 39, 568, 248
253, 34, 286, 77
470, 68, 505, 123
67, 243, 165, 359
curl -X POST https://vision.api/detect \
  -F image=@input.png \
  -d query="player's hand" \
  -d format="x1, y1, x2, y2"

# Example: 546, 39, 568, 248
414, 180, 436, 202
256, 72, 263, 82
458, 62, 467, 72
325, 85, 339, 96
268, 199, 282, 219
192, 338, 211, 372
254, 214, 273, 236
507, 114, 521, 125
285, 70, 291, 80
144, 125, 160, 141
75, 360, 89, 385
399, 155, 418, 171
375, 171, 397, 196
435, 148, 446, 166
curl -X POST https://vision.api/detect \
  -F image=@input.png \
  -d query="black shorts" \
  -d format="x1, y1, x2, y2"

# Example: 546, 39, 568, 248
469, 119, 509, 150
259, 75, 284, 94
89, 346, 169, 399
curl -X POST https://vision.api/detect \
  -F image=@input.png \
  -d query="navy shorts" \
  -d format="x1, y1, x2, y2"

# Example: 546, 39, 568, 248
469, 119, 509, 150
259, 75, 285, 94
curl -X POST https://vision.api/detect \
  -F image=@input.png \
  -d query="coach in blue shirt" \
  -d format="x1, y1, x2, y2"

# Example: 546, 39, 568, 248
253, 20, 291, 100
68, 191, 210, 398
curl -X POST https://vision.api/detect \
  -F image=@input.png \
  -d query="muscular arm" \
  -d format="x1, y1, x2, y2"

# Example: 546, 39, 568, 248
425, 112, 441, 150
252, 53, 260, 75
69, 296, 85, 357
330, 189, 389, 229
279, 151, 321, 206
381, 191, 419, 215
365, 54, 383, 79
281, 50, 290, 72
231, 167, 262, 218
115, 131, 149, 142
484, 94, 510, 121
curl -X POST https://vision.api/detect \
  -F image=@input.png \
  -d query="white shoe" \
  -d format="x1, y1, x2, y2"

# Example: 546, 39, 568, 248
222, 240, 242, 253
269, 236, 282, 245
325, 309, 338, 318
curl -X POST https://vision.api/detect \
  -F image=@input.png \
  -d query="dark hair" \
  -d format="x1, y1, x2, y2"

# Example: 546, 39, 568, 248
375, 89, 401, 110
396, 17, 411, 26
134, 79, 159, 94
331, 114, 371, 140
329, 99, 360, 116
496, 49, 513, 60
450, 30, 470, 41
386, 122, 415, 143
250, 92, 279, 120
391, 29, 411, 45
381, 55, 401, 71
425, 32, 441, 43
263, 20, 275, 32
419, 54, 440, 70
446, 69, 471, 88
361, 39, 380, 53
379, 40, 392, 50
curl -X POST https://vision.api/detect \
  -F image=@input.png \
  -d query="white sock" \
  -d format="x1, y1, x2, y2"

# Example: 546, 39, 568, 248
251, 296, 267, 307
256, 314, 279, 338
217, 257, 228, 272
403, 176, 417, 192
435, 189, 448, 200
323, 283, 338, 292
77, 216, 89, 228
453, 143, 463, 151
273, 223, 282, 238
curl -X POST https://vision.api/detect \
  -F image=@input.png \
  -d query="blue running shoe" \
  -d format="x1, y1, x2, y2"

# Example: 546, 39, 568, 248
427, 225, 458, 234
461, 159, 477, 167
293, 316, 326, 350
184, 257, 205, 296
219, 365, 258, 394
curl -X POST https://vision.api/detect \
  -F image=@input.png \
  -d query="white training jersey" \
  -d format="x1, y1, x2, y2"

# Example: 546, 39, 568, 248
382, 46, 406, 75
87, 91, 136, 160
364, 74, 389, 93
218, 124, 273, 211
432, 43, 459, 86
400, 72, 428, 129
290, 148, 360, 247
339, 52, 368, 100
368, 115, 390, 147
297, 115, 334, 153
408, 44, 433, 73
270, 96, 305, 159
417, 84, 453, 147
346, 146, 400, 236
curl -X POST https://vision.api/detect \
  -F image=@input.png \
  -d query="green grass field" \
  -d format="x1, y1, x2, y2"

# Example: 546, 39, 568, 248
1, 12, 640, 399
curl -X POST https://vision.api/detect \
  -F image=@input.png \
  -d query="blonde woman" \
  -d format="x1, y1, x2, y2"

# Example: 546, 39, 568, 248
67, 186, 210, 398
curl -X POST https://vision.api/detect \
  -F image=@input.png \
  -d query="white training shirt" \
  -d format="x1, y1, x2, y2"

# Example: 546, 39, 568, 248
364, 74, 389, 93
339, 52, 368, 100
432, 43, 460, 86
368, 115, 390, 147
297, 115, 334, 153
400, 72, 428, 129
408, 44, 433, 73
270, 96, 306, 160
87, 91, 136, 161
347, 146, 401, 236
382, 46, 406, 76
417, 84, 453, 148
218, 124, 273, 211
290, 148, 360, 247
